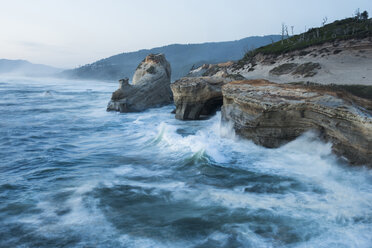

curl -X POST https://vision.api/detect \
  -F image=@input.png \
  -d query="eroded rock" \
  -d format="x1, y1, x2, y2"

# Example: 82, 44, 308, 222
269, 62, 321, 77
107, 54, 172, 112
222, 79, 372, 166
171, 77, 232, 120
187, 62, 244, 80
269, 63, 298, 75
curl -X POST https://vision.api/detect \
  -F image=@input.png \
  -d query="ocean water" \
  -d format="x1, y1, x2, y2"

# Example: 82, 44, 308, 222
0, 76, 371, 248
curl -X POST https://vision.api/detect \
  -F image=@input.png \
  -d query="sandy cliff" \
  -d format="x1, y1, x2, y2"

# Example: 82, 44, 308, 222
190, 38, 372, 86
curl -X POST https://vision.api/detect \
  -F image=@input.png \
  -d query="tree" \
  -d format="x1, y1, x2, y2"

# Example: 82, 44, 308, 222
361, 11, 369, 20
285, 25, 289, 38
322, 17, 328, 26
354, 8, 361, 20
281, 23, 285, 44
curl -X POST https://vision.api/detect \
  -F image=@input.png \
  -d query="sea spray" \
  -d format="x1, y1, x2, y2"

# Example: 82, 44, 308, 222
0, 77, 371, 247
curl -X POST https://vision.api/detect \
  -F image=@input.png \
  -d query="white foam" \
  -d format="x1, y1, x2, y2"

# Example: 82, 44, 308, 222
3, 75, 371, 247
152, 115, 231, 163
138, 115, 372, 247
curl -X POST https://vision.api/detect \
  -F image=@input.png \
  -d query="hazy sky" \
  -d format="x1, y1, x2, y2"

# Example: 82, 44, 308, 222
0, 0, 370, 68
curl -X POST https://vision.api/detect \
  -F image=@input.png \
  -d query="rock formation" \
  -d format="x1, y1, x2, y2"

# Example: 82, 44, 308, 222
187, 62, 241, 78
171, 77, 232, 120
269, 62, 321, 77
221, 79, 372, 166
107, 54, 172, 112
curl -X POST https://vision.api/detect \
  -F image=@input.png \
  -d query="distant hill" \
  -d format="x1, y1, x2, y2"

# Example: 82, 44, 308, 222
0, 59, 62, 77
61, 35, 281, 81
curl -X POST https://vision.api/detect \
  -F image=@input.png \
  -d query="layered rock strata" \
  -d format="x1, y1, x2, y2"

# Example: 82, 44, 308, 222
221, 79, 372, 165
171, 77, 232, 120
107, 54, 172, 112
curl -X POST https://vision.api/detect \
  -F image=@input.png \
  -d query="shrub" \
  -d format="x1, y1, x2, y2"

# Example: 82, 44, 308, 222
361, 11, 369, 20
239, 17, 372, 64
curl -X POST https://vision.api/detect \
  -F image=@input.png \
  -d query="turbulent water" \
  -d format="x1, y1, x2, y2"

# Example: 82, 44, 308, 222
0, 77, 371, 248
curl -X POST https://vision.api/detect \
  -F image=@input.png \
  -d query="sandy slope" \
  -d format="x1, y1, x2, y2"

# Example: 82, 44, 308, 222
232, 38, 372, 85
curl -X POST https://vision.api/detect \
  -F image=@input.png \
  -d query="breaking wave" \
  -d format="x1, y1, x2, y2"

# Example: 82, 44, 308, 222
0, 77, 371, 247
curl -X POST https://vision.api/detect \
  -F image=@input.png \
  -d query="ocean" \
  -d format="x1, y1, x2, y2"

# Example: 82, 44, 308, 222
0, 76, 371, 247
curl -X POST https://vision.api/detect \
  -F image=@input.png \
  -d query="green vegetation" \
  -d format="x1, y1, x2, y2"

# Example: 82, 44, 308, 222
361, 11, 369, 20
240, 15, 372, 64
62, 35, 281, 81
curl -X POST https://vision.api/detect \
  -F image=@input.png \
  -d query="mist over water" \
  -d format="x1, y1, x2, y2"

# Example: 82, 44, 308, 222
0, 76, 371, 247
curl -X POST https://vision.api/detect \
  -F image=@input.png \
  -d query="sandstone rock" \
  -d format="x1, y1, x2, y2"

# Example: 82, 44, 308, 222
171, 77, 232, 120
221, 79, 372, 166
107, 54, 172, 112
269, 63, 298, 75
292, 62, 321, 77
187, 62, 244, 80
269, 62, 321, 77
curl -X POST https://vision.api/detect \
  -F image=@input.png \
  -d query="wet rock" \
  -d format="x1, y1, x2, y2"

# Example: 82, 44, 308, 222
222, 79, 372, 166
107, 54, 172, 112
171, 77, 232, 120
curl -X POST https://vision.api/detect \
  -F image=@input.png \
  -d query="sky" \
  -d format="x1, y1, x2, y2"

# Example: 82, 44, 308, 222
0, 0, 370, 68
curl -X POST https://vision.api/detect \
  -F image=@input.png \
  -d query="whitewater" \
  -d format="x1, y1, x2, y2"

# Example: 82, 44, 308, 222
0, 77, 371, 247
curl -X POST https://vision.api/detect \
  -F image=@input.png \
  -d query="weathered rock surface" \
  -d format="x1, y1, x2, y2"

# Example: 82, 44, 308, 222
269, 62, 321, 77
222, 79, 372, 166
107, 54, 172, 112
171, 77, 232, 120
187, 62, 246, 81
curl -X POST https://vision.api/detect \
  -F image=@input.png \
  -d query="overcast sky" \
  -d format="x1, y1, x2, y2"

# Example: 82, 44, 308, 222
0, 0, 370, 68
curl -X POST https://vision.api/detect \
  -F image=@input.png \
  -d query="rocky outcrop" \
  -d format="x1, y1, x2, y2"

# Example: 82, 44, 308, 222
171, 77, 232, 120
187, 62, 245, 80
107, 54, 172, 112
269, 62, 321, 77
222, 79, 372, 166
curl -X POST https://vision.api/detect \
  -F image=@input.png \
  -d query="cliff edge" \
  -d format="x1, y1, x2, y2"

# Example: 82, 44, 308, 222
222, 79, 372, 166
